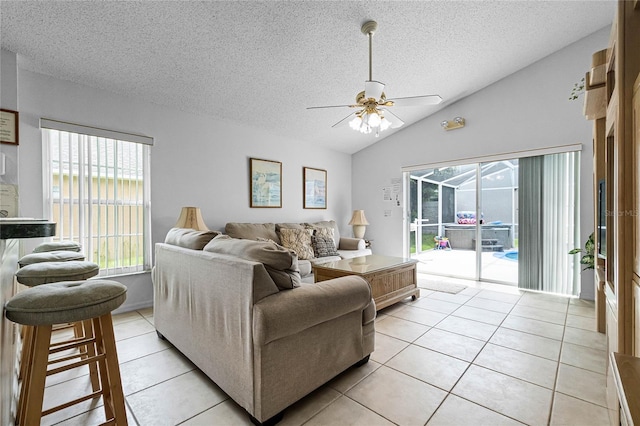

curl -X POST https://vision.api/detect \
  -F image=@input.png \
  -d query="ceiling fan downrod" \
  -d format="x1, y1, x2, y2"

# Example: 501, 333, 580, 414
361, 20, 378, 82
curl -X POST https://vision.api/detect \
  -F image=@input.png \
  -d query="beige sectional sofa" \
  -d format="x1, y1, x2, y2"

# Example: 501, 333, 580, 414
153, 228, 376, 425
225, 220, 372, 280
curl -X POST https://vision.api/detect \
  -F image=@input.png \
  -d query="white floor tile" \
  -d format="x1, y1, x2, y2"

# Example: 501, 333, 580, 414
489, 327, 561, 361
435, 316, 498, 341
412, 297, 461, 314
371, 333, 410, 364
550, 392, 611, 426
560, 342, 607, 374
305, 395, 394, 426
347, 366, 447, 425
414, 328, 486, 362
510, 304, 567, 325
501, 315, 564, 340
116, 331, 171, 364
563, 327, 607, 351
451, 305, 507, 326
375, 316, 430, 342
427, 394, 522, 426
567, 304, 596, 318
566, 314, 597, 331
555, 364, 607, 407
464, 296, 515, 314
474, 290, 522, 304
278, 386, 342, 426
452, 365, 552, 425
474, 343, 558, 388
119, 348, 195, 395
426, 291, 473, 305
389, 305, 447, 327
328, 360, 381, 394
387, 345, 470, 391
127, 369, 227, 425
181, 400, 251, 425
113, 317, 156, 341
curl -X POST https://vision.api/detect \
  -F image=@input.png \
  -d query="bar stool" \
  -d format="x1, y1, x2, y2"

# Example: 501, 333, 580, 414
5, 279, 128, 425
32, 240, 82, 253
14, 260, 100, 383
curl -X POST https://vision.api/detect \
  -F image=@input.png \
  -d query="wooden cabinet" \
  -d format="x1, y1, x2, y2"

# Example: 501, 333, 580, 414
587, 2, 640, 422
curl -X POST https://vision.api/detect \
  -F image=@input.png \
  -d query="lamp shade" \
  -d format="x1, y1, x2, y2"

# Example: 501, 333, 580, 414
348, 210, 369, 226
175, 207, 209, 231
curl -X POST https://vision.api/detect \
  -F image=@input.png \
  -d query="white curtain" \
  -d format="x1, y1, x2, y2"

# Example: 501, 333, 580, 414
519, 152, 580, 295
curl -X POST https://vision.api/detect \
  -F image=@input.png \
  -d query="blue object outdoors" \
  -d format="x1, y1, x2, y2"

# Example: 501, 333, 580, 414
493, 250, 518, 262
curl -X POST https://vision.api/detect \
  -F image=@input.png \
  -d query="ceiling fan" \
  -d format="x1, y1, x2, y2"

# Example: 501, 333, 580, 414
307, 20, 442, 137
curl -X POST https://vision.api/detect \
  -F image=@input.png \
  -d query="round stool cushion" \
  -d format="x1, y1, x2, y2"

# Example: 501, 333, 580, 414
18, 251, 85, 268
16, 261, 99, 286
4, 280, 127, 325
33, 241, 81, 253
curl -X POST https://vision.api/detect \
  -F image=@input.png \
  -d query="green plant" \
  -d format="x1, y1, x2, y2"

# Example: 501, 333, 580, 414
569, 77, 585, 101
569, 232, 595, 270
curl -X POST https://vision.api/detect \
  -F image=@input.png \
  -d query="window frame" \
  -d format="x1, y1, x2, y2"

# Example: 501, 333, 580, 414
41, 118, 153, 276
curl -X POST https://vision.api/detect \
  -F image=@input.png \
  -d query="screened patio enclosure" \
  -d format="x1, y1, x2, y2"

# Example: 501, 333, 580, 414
408, 160, 519, 284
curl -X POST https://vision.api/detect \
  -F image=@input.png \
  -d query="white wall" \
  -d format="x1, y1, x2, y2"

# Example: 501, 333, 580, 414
16, 69, 352, 310
352, 27, 611, 300
1, 49, 19, 185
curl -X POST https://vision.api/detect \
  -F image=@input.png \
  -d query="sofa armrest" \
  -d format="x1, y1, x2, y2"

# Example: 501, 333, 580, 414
338, 237, 365, 250
253, 276, 372, 345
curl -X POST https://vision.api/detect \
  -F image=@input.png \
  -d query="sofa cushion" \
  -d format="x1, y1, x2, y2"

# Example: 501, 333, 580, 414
278, 228, 314, 260
225, 222, 281, 244
311, 235, 339, 258
165, 228, 220, 250
305, 220, 340, 247
204, 235, 301, 290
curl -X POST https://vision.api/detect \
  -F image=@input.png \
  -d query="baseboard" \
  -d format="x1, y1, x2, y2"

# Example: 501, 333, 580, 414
113, 299, 153, 314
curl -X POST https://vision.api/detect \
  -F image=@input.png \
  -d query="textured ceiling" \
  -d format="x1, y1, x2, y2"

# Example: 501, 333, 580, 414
0, 1, 615, 154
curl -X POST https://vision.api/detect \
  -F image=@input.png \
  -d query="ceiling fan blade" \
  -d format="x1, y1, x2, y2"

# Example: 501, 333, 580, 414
364, 80, 385, 101
386, 94, 443, 107
332, 112, 357, 128
307, 104, 359, 110
380, 108, 405, 128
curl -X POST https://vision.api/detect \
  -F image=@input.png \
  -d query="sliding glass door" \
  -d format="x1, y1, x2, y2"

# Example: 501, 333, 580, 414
406, 152, 580, 294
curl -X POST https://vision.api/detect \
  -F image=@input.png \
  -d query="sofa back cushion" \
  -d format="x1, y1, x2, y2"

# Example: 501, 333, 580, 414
165, 228, 220, 250
204, 235, 301, 290
225, 222, 281, 244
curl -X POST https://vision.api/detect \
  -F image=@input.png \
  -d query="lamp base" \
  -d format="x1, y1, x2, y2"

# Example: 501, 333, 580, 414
352, 225, 366, 239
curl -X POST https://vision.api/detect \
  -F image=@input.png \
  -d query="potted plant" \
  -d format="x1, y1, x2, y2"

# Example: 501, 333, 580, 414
569, 232, 595, 270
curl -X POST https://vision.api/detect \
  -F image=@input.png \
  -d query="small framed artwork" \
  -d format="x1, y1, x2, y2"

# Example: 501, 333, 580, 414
0, 109, 19, 145
303, 167, 327, 209
250, 158, 282, 208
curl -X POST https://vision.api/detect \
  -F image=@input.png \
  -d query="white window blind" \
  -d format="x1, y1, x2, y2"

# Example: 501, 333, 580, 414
41, 119, 152, 276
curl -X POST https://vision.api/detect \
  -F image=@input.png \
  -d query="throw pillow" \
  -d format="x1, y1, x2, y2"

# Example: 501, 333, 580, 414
203, 235, 301, 290
278, 228, 314, 260
311, 235, 339, 258
165, 228, 220, 250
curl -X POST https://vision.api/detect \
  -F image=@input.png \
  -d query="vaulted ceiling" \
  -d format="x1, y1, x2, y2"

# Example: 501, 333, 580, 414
0, 1, 615, 154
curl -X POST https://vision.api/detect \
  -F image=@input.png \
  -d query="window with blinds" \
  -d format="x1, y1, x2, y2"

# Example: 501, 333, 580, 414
41, 119, 152, 276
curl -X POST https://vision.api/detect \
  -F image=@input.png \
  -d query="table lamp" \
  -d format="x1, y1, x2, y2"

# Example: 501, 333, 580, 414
348, 210, 369, 239
174, 207, 209, 231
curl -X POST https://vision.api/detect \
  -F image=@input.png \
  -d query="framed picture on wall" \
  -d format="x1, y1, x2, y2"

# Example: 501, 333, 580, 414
303, 167, 327, 209
0, 109, 19, 145
250, 158, 282, 208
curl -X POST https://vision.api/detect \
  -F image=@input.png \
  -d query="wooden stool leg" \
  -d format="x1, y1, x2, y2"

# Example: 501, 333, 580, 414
22, 324, 53, 426
82, 319, 101, 392
96, 314, 127, 425
17, 325, 35, 425
18, 325, 32, 381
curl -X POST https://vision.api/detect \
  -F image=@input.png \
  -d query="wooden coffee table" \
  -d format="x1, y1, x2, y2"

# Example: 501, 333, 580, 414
313, 255, 419, 310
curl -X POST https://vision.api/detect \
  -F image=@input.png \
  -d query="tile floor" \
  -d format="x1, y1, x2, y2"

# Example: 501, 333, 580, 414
39, 275, 611, 425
